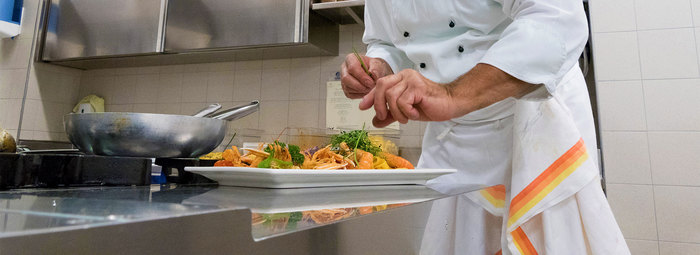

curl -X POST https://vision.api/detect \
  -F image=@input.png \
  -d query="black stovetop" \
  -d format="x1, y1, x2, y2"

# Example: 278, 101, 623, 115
0, 153, 152, 189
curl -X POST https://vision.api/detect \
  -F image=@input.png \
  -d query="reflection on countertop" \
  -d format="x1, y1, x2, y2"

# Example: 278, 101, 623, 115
0, 184, 451, 241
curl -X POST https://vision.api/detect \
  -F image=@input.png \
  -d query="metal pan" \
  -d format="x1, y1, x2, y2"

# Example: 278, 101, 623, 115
64, 101, 259, 158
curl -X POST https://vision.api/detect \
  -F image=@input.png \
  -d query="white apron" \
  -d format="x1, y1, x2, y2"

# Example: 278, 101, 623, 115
418, 66, 628, 255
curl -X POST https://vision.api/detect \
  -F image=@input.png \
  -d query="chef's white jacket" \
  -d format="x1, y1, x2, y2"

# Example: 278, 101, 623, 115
365, 0, 588, 121
363, 0, 629, 254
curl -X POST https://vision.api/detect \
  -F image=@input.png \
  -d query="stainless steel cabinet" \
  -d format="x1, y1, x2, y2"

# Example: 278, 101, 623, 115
39, 0, 338, 69
41, 0, 165, 61
167, 0, 307, 51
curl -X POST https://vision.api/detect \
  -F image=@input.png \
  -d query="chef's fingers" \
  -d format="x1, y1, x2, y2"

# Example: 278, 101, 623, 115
359, 89, 375, 110
372, 112, 396, 128
346, 92, 366, 99
385, 81, 409, 124
373, 74, 402, 120
341, 62, 370, 98
397, 87, 421, 120
368, 58, 388, 80
344, 54, 374, 88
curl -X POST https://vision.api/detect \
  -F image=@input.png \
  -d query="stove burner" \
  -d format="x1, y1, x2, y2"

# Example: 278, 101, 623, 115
0, 153, 151, 190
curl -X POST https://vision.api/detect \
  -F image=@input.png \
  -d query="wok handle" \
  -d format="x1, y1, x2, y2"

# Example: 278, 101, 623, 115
193, 103, 222, 117
211, 101, 260, 121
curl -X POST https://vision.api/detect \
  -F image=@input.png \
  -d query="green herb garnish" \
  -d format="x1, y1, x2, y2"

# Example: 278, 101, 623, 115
288, 144, 305, 165
331, 127, 382, 157
287, 212, 303, 230
353, 47, 372, 77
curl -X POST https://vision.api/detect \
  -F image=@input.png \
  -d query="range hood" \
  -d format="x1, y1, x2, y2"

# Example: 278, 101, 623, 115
39, 0, 338, 69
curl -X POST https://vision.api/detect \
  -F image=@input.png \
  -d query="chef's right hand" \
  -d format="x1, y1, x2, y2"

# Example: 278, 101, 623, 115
341, 54, 393, 99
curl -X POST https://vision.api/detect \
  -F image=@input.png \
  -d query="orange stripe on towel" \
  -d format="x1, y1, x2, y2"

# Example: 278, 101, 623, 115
512, 227, 538, 255
480, 185, 506, 208
508, 138, 588, 227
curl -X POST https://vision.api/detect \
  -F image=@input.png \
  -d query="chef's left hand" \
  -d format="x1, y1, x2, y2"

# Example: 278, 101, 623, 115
359, 69, 458, 127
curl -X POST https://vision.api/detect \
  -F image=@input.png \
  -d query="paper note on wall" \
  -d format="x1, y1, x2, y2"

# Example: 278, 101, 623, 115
326, 81, 399, 131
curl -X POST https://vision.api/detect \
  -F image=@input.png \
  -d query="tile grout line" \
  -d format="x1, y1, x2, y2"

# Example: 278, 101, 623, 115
606, 183, 700, 188
632, 0, 662, 249
656, 239, 700, 245
598, 76, 700, 82
689, 0, 700, 84
598, 77, 700, 82
604, 130, 700, 133
595, 26, 697, 34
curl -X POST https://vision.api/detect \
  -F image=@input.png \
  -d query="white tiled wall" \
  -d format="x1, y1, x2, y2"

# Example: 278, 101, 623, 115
0, 0, 82, 142
22, 61, 82, 141
591, 0, 700, 252
0, 12, 33, 138
76, 24, 424, 151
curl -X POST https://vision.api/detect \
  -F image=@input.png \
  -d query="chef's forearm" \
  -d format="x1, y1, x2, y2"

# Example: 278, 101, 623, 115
445, 63, 538, 117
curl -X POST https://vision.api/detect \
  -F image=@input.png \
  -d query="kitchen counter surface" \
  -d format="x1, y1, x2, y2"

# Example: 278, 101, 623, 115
0, 183, 463, 254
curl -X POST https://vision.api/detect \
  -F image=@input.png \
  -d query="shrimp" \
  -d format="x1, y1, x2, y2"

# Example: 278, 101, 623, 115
344, 157, 356, 169
214, 160, 234, 166
338, 142, 351, 155
358, 206, 373, 215
354, 149, 373, 169
302, 154, 317, 169
273, 143, 291, 162
304, 208, 354, 224
380, 152, 414, 169
249, 156, 264, 168
240, 154, 255, 164
311, 145, 332, 162
222, 146, 241, 163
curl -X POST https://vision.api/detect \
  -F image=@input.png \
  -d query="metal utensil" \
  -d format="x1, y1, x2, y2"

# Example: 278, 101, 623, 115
64, 101, 260, 158
210, 101, 259, 121
192, 103, 222, 117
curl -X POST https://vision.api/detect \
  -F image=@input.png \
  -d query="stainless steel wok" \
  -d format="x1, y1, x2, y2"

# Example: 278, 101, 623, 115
64, 101, 259, 158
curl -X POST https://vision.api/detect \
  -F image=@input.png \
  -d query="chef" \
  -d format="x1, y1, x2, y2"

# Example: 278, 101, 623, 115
341, 0, 629, 254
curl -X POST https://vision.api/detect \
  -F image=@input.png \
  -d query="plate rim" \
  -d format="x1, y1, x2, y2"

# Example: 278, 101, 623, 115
185, 166, 456, 175
184, 166, 456, 188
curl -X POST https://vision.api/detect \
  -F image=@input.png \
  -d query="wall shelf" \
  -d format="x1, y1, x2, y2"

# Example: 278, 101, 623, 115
312, 0, 364, 25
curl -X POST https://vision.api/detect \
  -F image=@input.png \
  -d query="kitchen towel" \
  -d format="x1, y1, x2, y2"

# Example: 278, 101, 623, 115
501, 87, 628, 254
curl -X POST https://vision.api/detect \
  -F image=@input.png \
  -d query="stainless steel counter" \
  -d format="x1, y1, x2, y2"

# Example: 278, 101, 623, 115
0, 184, 459, 254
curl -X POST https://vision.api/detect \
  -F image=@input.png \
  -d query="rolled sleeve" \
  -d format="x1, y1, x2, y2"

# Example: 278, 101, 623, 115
365, 42, 413, 74
363, 0, 414, 73
480, 0, 589, 94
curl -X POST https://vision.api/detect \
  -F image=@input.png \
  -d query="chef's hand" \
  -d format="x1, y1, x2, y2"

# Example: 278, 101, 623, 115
359, 69, 458, 127
359, 64, 539, 128
341, 54, 393, 99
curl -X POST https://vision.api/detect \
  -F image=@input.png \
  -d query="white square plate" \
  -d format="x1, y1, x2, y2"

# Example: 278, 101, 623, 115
184, 167, 456, 188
